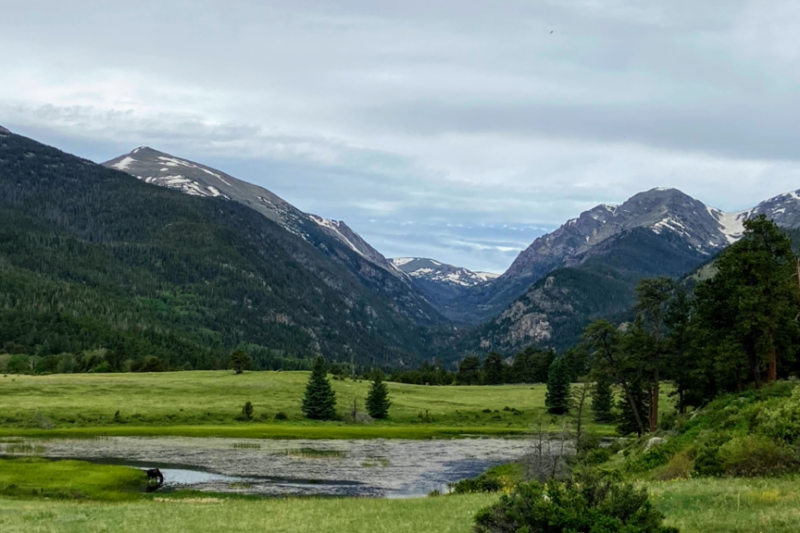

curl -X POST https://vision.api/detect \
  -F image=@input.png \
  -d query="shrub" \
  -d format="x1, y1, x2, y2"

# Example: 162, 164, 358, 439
473, 470, 678, 533
659, 411, 678, 431
238, 401, 254, 421
758, 386, 800, 444
654, 451, 692, 481
717, 435, 797, 477
449, 473, 502, 494
274, 412, 288, 421
583, 448, 611, 466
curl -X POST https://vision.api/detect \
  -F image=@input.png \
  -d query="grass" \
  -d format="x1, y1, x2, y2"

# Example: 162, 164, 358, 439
2, 474, 800, 532
0, 457, 145, 501
0, 370, 666, 438
646, 476, 800, 532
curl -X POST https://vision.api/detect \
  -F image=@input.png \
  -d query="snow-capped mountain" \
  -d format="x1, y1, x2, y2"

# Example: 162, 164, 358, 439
104, 147, 399, 275
465, 186, 800, 352
389, 257, 498, 322
391, 257, 499, 287
103, 147, 447, 326
463, 187, 800, 324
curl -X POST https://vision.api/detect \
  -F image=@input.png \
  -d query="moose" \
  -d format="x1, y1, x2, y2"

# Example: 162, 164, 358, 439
145, 468, 164, 492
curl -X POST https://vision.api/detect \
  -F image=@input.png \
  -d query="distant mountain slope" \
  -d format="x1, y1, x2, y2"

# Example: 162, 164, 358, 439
470, 227, 709, 352
102, 148, 442, 326
390, 257, 499, 322
464, 188, 800, 353
0, 128, 440, 368
456, 188, 800, 325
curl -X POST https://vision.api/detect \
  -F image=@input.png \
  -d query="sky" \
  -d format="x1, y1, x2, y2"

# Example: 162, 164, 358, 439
3, 0, 800, 273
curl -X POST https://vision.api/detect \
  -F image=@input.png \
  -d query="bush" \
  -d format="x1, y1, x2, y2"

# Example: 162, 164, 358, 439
759, 386, 800, 444
274, 412, 288, 420
654, 451, 692, 481
449, 473, 503, 494
583, 448, 611, 466
238, 401, 254, 421
474, 470, 678, 533
717, 435, 797, 477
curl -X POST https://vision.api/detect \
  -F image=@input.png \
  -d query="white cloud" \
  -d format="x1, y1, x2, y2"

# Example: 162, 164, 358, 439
2, 0, 800, 272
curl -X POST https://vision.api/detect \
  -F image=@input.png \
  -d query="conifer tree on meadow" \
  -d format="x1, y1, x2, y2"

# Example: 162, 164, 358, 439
302, 356, 337, 420
545, 357, 571, 415
366, 370, 391, 419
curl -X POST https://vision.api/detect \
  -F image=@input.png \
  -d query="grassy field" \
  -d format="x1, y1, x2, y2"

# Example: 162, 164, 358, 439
0, 370, 670, 438
0, 457, 145, 501
1, 476, 799, 533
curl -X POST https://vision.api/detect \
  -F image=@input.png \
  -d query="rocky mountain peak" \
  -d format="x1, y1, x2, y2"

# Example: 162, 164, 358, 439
102, 147, 405, 280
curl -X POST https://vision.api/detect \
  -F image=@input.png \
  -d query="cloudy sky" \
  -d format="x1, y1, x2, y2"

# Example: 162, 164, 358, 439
3, 0, 800, 272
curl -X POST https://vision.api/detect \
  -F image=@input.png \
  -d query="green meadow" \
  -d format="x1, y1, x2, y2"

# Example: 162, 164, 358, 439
0, 471, 798, 533
0, 370, 660, 438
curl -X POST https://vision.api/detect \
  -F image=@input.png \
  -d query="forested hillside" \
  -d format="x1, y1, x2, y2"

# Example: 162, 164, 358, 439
0, 130, 440, 370
469, 227, 709, 353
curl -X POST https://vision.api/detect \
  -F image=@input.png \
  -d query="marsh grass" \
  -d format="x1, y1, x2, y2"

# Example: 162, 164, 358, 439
285, 448, 346, 459
231, 442, 261, 449
3, 442, 45, 454
361, 457, 391, 468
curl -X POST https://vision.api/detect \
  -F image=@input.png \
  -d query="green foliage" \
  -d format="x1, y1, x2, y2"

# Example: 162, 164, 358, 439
449, 473, 502, 494
545, 357, 571, 415
758, 385, 800, 444
482, 352, 505, 385
592, 380, 615, 424
302, 357, 337, 420
716, 435, 797, 477
365, 371, 391, 419
617, 378, 649, 436
229, 350, 250, 375
694, 215, 799, 391
0, 130, 439, 372
240, 401, 254, 421
456, 355, 482, 385
473, 470, 678, 533
509, 347, 554, 383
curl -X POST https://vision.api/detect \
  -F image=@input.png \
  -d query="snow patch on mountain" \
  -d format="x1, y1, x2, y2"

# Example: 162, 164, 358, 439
390, 257, 498, 288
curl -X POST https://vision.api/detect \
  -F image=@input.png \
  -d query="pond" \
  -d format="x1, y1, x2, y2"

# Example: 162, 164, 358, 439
33, 436, 550, 497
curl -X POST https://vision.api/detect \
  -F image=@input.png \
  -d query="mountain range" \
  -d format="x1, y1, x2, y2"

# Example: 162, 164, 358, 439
3, 125, 800, 366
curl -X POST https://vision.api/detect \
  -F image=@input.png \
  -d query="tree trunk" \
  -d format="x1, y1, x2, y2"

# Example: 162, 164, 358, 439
620, 380, 646, 437
679, 389, 686, 414
650, 371, 659, 433
752, 355, 763, 390
767, 327, 777, 383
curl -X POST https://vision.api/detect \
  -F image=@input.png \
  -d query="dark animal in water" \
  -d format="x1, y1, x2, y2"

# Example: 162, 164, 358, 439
146, 468, 164, 492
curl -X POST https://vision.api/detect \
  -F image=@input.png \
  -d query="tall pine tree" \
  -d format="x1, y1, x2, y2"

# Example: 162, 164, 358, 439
592, 379, 615, 423
545, 357, 571, 415
483, 352, 506, 385
366, 370, 391, 419
617, 377, 649, 436
302, 356, 337, 420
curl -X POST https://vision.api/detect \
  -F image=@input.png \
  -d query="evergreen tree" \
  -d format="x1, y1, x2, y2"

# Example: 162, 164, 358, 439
456, 355, 482, 385
634, 276, 675, 432
483, 351, 506, 385
302, 356, 337, 420
617, 377, 649, 436
365, 370, 391, 419
229, 349, 250, 375
592, 379, 615, 423
695, 215, 799, 389
545, 357, 571, 415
